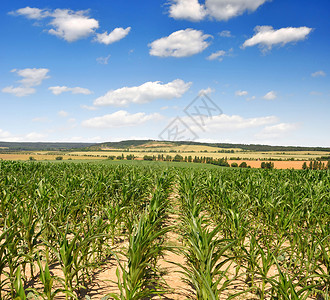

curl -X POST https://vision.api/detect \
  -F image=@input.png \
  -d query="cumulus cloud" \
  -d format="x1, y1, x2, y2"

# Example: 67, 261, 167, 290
48, 9, 99, 42
263, 91, 277, 100
235, 90, 248, 96
149, 29, 211, 57
95, 27, 131, 45
2, 68, 49, 97
311, 70, 326, 77
168, 0, 268, 21
11, 7, 130, 43
185, 114, 278, 132
94, 79, 192, 107
82, 110, 161, 128
168, 0, 207, 21
256, 123, 298, 139
49, 86, 92, 95
242, 26, 313, 52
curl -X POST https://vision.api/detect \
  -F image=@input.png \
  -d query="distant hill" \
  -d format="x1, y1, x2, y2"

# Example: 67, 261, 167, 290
1, 140, 329, 152
96, 140, 330, 152
0, 142, 95, 151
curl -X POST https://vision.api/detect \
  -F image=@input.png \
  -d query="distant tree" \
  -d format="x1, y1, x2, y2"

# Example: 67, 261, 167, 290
173, 154, 184, 162
55, 156, 63, 160
143, 155, 153, 161
302, 162, 308, 170
126, 154, 135, 160
309, 161, 313, 170
239, 162, 248, 168
231, 162, 238, 168
327, 160, 330, 170
165, 155, 172, 161
261, 162, 274, 169
29, 156, 36, 161
116, 155, 123, 160
108, 156, 115, 160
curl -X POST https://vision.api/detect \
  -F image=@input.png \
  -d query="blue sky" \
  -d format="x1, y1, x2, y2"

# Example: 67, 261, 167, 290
1, 0, 329, 146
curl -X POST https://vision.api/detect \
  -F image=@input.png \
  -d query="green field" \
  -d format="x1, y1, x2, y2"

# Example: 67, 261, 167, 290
0, 160, 329, 299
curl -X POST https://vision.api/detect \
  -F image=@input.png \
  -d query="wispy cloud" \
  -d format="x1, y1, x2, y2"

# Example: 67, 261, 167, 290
311, 70, 326, 77
2, 68, 49, 97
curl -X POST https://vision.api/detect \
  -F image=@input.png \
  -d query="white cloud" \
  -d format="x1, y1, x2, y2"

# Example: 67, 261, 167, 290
242, 26, 313, 52
11, 7, 99, 42
311, 70, 326, 77
49, 86, 92, 95
58, 110, 69, 117
149, 29, 211, 57
185, 114, 278, 132
0, 129, 47, 142
235, 90, 248, 96
168, 0, 268, 21
94, 79, 192, 107
207, 50, 226, 61
2, 86, 36, 97
82, 110, 161, 128
168, 0, 207, 21
25, 132, 46, 141
2, 68, 49, 97
219, 30, 232, 37
206, 0, 268, 21
0, 129, 11, 139
263, 90, 277, 100
15, 68, 50, 87
198, 87, 214, 95
81, 105, 98, 111
256, 123, 298, 139
9, 7, 49, 19
95, 27, 131, 45
96, 55, 111, 65
48, 9, 99, 42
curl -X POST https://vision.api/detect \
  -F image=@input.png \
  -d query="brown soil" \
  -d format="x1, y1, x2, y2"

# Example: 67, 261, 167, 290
228, 160, 310, 169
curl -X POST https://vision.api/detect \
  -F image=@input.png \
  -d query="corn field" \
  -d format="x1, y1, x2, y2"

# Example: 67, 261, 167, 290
0, 160, 329, 299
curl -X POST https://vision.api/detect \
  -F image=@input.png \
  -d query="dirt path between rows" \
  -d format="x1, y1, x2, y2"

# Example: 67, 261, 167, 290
156, 189, 192, 300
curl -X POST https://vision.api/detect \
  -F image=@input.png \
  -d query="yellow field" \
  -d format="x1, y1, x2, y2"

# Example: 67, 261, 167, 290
0, 153, 105, 161
68, 149, 328, 161
1, 146, 328, 169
